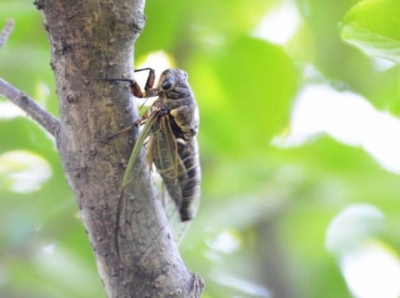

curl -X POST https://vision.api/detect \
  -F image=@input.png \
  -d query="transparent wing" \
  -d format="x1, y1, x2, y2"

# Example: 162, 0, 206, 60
122, 110, 159, 189
118, 110, 198, 248
150, 115, 199, 244
160, 183, 192, 245
117, 109, 161, 259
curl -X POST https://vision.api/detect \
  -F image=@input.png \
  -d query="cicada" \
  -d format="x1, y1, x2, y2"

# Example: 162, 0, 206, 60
109, 68, 200, 243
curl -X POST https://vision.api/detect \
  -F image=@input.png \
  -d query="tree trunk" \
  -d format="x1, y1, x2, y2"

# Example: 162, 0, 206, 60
29, 0, 204, 297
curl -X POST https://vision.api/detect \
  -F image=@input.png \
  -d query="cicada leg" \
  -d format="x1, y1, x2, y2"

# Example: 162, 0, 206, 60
100, 68, 159, 142
132, 68, 159, 98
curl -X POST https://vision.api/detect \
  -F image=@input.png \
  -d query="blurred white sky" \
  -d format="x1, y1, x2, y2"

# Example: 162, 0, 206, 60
326, 204, 400, 298
253, 0, 302, 45
273, 83, 400, 174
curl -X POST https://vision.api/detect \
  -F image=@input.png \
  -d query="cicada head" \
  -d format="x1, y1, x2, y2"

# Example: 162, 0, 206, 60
157, 69, 192, 100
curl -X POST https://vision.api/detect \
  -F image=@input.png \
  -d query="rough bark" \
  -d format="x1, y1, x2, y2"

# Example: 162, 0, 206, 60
0, 1, 204, 297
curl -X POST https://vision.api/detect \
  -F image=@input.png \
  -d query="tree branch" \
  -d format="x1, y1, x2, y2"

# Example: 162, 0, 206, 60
0, 79, 60, 136
0, 4, 204, 298
0, 19, 59, 136
22, 0, 205, 297
0, 19, 14, 49
2, 1, 204, 296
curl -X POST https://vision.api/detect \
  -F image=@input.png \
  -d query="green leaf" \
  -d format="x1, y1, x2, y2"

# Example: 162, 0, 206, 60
341, 0, 400, 63
186, 36, 298, 157
139, 0, 271, 57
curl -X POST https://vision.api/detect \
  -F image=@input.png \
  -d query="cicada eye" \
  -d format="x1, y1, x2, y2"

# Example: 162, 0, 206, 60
161, 78, 174, 90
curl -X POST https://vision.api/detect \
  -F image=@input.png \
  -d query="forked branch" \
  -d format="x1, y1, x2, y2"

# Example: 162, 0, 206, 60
0, 20, 59, 136
0, 79, 60, 136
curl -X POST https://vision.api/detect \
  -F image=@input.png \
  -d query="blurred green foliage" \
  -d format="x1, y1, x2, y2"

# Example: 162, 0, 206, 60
341, 0, 400, 64
1, 0, 400, 297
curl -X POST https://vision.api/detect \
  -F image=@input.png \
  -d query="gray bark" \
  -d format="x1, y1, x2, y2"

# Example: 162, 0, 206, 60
0, 0, 205, 297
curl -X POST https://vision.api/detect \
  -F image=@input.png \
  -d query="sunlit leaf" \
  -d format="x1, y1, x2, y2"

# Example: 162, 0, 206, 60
341, 0, 400, 63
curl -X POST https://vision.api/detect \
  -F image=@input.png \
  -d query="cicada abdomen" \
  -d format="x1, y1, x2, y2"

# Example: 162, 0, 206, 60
177, 136, 201, 221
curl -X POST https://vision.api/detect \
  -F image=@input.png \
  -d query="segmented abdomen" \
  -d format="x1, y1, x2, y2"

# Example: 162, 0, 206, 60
177, 137, 200, 221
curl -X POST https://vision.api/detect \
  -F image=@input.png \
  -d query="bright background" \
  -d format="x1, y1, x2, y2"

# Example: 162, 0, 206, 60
1, 0, 400, 297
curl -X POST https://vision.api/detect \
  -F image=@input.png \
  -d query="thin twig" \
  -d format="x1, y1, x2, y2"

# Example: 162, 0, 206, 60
0, 19, 14, 49
0, 19, 59, 136
0, 79, 59, 136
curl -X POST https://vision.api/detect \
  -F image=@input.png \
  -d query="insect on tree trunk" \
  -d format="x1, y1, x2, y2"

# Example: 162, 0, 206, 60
0, 0, 204, 297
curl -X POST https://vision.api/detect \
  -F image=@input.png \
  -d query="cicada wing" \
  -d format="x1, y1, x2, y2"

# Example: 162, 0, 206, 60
151, 116, 187, 203
159, 139, 201, 244
149, 115, 198, 244
118, 111, 199, 248
160, 184, 192, 245
117, 110, 160, 248
122, 110, 160, 188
